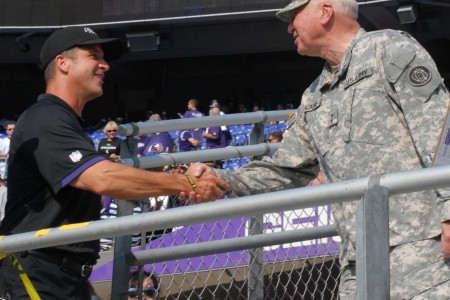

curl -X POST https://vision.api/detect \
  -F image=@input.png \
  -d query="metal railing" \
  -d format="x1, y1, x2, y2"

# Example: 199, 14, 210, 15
2, 110, 449, 299
1, 164, 450, 298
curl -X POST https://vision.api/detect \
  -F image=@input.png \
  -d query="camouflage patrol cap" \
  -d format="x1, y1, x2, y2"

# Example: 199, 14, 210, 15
276, 0, 310, 23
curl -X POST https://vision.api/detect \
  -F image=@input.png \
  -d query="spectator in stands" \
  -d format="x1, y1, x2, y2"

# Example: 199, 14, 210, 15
178, 130, 201, 152
210, 99, 231, 134
203, 108, 227, 150
182, 98, 205, 143
0, 26, 229, 299
182, 98, 204, 119
0, 121, 15, 184
210, 99, 224, 115
190, 0, 450, 298
98, 120, 122, 160
136, 130, 151, 158
142, 114, 175, 156
267, 131, 283, 144
202, 107, 231, 168
251, 130, 283, 161
128, 271, 159, 300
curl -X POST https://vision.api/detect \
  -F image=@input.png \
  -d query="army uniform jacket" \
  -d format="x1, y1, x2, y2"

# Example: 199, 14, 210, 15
216, 29, 450, 265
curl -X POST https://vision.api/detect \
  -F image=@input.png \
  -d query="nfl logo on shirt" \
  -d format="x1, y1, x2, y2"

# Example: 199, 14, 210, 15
69, 150, 83, 163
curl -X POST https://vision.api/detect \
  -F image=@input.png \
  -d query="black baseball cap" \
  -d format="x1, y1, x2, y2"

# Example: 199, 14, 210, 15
40, 26, 123, 69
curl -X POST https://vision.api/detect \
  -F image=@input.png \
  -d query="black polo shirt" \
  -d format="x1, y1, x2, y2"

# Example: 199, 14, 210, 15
1, 94, 105, 256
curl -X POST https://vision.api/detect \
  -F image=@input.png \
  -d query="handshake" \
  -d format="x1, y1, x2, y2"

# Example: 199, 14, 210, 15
181, 163, 230, 204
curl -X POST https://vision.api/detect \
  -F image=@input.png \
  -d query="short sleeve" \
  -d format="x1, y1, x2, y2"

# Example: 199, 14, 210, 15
29, 109, 104, 193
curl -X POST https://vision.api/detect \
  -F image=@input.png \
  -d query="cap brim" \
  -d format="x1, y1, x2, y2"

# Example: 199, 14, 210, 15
276, 0, 309, 22
78, 38, 123, 62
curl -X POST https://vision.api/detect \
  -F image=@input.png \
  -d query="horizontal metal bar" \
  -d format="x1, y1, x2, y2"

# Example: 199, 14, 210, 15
118, 110, 294, 136
357, 0, 398, 6
1, 164, 450, 253
118, 143, 279, 168
130, 225, 338, 265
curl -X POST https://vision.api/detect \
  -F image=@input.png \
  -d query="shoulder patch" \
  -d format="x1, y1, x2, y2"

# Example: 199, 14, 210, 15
408, 66, 432, 86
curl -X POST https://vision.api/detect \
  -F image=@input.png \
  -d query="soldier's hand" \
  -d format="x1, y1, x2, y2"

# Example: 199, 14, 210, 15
182, 165, 230, 204
189, 163, 216, 178
441, 221, 450, 258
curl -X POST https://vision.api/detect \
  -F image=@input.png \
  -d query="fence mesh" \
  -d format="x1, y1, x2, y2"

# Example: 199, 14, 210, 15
128, 204, 341, 300
91, 115, 341, 299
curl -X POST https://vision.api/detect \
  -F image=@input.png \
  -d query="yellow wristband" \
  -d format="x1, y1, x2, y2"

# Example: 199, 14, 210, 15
184, 174, 199, 193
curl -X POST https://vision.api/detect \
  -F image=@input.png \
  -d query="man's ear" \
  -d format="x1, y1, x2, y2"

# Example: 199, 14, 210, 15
55, 54, 70, 73
320, 3, 334, 25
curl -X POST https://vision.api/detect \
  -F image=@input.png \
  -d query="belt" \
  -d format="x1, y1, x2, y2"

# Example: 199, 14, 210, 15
23, 250, 94, 278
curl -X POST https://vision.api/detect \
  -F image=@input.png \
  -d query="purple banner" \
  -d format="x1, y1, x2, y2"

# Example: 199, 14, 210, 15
91, 205, 339, 281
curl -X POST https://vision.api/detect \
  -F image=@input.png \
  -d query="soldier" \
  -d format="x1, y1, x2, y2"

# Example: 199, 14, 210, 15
191, 0, 450, 298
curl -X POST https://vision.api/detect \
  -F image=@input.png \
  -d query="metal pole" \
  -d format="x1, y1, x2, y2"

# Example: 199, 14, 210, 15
118, 143, 279, 170
356, 174, 390, 300
249, 122, 266, 145
130, 225, 337, 265
248, 215, 264, 300
111, 136, 139, 300
118, 111, 294, 137
2, 165, 450, 253
111, 201, 135, 300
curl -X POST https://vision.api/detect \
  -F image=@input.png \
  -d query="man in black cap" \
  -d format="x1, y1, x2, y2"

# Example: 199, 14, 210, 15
0, 26, 229, 299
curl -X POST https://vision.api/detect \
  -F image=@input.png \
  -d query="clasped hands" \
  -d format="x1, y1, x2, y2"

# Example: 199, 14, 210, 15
181, 163, 229, 204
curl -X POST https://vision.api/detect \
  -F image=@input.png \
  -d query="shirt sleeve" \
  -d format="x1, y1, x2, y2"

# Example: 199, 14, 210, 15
31, 111, 105, 194
381, 32, 450, 222
215, 116, 320, 196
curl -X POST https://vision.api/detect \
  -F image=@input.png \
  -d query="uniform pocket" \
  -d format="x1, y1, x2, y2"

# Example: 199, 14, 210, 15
345, 88, 388, 145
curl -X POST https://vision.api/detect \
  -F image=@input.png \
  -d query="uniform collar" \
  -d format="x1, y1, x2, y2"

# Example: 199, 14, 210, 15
318, 28, 367, 90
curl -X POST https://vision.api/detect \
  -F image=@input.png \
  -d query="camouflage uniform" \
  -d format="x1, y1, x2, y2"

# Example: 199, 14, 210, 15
215, 29, 450, 299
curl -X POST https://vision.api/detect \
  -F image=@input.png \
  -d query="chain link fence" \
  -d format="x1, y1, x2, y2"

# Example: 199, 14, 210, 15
92, 200, 341, 299
90, 111, 341, 299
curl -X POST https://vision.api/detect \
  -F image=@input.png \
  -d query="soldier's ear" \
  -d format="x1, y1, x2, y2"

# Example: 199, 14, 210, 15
319, 3, 333, 25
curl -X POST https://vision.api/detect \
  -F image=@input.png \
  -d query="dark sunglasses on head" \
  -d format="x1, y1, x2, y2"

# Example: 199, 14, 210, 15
128, 287, 156, 297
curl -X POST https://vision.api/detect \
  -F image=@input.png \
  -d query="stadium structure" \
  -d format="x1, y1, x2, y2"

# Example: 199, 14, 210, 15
0, 0, 448, 123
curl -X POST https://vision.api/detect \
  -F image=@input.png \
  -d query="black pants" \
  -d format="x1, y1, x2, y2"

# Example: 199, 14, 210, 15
0, 253, 91, 299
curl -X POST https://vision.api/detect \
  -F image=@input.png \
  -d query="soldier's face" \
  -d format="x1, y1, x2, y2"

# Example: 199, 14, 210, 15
287, 2, 322, 56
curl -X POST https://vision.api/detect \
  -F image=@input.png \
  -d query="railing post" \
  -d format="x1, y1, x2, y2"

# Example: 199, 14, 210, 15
111, 135, 138, 300
248, 215, 264, 300
356, 174, 390, 300
249, 122, 266, 145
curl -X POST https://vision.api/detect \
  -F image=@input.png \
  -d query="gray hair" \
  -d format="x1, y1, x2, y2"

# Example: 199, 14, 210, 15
315, 0, 358, 20
103, 121, 119, 133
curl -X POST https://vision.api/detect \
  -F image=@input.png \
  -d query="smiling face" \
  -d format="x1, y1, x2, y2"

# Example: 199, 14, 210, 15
287, 1, 323, 57
64, 45, 110, 101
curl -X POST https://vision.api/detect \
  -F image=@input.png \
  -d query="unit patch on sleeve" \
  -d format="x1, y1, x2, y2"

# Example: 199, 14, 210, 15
408, 66, 432, 86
